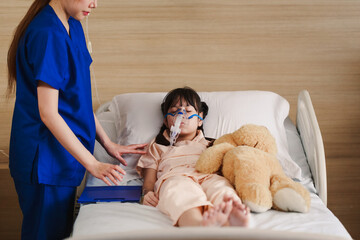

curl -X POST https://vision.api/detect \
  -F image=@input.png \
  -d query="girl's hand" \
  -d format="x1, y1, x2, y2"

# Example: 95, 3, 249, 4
105, 142, 147, 166
88, 161, 126, 186
142, 191, 159, 207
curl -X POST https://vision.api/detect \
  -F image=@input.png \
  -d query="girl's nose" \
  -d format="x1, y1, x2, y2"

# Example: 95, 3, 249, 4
177, 107, 186, 114
90, 0, 97, 9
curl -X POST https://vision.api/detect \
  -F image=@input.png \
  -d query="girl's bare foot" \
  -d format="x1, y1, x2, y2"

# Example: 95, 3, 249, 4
202, 200, 232, 226
228, 198, 251, 227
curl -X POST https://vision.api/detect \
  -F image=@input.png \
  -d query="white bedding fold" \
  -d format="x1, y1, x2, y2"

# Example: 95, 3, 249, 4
72, 189, 351, 239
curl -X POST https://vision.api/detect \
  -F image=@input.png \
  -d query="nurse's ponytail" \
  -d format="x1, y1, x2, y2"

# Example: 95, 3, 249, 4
7, 0, 51, 98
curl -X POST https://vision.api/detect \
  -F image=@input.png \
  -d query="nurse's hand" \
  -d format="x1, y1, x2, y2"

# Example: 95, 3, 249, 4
143, 191, 159, 207
105, 142, 147, 166
89, 161, 126, 186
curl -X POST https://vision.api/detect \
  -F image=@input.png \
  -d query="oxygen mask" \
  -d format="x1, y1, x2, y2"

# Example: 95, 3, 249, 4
164, 108, 204, 146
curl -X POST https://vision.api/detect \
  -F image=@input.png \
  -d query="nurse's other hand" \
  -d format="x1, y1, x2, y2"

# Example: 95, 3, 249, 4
89, 161, 126, 186
143, 191, 159, 207
105, 142, 147, 166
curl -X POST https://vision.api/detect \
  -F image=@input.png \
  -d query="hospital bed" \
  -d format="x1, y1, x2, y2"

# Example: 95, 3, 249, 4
68, 90, 352, 240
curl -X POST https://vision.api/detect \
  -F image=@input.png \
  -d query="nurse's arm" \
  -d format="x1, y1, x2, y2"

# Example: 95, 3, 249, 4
37, 81, 125, 186
94, 113, 147, 166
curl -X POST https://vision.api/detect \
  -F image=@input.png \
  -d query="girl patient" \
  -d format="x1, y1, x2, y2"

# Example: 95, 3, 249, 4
137, 87, 251, 227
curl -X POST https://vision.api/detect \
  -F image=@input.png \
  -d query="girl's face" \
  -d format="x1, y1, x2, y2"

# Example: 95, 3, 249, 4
164, 99, 203, 140
63, 0, 97, 21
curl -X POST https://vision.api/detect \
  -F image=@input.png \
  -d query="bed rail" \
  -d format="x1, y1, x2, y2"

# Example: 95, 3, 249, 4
296, 90, 327, 206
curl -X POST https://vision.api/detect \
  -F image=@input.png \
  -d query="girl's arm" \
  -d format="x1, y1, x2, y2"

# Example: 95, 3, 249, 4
93, 113, 147, 166
142, 168, 158, 206
37, 81, 124, 186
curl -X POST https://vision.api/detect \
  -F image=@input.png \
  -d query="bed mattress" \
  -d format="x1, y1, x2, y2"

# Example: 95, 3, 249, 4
71, 185, 350, 239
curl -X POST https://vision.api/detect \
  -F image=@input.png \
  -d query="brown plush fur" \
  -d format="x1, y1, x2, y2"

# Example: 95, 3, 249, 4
196, 124, 310, 213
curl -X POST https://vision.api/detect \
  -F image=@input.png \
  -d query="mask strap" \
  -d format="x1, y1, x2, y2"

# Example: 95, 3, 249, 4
164, 113, 175, 118
188, 114, 203, 120
164, 112, 202, 120
164, 111, 185, 119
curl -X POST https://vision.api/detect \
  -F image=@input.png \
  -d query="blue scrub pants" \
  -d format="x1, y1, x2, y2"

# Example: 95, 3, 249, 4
14, 181, 77, 240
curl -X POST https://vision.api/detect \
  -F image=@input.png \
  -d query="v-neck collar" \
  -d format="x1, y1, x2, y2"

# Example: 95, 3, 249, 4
46, 4, 73, 40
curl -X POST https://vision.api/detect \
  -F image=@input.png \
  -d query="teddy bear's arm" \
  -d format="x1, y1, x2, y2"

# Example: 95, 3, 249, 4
196, 142, 235, 174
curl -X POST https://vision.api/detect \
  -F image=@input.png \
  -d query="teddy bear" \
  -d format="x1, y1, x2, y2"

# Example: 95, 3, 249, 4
196, 124, 310, 213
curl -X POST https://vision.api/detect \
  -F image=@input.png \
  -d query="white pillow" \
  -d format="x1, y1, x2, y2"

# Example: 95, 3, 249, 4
108, 91, 302, 180
284, 117, 312, 181
86, 110, 144, 186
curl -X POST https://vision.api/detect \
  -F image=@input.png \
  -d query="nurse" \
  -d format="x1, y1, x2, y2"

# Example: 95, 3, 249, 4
7, 0, 146, 239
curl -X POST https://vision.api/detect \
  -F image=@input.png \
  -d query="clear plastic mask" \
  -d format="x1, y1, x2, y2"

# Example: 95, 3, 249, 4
164, 109, 203, 146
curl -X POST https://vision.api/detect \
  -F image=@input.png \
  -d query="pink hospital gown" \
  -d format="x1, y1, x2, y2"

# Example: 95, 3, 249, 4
137, 130, 240, 225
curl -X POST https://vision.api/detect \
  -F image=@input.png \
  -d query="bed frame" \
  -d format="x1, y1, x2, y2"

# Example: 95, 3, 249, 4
297, 90, 327, 206
70, 90, 339, 240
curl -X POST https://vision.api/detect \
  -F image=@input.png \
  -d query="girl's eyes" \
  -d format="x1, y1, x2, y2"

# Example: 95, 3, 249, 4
169, 106, 196, 113
186, 107, 196, 113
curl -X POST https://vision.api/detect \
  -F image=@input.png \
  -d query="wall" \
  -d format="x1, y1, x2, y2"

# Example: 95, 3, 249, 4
0, 1, 359, 239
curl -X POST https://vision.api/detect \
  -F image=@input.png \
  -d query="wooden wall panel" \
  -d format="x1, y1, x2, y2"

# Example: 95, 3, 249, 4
0, 169, 22, 240
0, 0, 359, 239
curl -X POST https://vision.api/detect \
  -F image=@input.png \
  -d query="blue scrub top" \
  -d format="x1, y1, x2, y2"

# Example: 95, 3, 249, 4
9, 5, 96, 186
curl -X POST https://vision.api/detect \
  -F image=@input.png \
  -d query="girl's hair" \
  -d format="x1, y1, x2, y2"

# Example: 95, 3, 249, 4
160, 87, 208, 118
7, 0, 51, 98
155, 87, 208, 144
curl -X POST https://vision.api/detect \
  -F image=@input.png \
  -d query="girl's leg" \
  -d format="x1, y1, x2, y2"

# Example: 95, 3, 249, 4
157, 176, 211, 225
201, 174, 251, 227
158, 175, 237, 227
201, 174, 239, 205
14, 180, 76, 240
177, 206, 203, 226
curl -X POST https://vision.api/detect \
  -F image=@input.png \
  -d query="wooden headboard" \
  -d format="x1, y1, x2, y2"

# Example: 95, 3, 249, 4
0, 1, 359, 238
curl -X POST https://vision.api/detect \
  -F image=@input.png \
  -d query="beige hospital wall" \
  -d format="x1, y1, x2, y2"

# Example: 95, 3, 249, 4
0, 0, 359, 239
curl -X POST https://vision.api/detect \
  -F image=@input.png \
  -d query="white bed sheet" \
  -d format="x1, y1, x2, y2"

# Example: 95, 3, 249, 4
71, 188, 350, 239
72, 106, 351, 240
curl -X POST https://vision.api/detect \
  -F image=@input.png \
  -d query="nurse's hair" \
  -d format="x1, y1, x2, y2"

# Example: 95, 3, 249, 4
7, 0, 51, 98
155, 86, 209, 145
